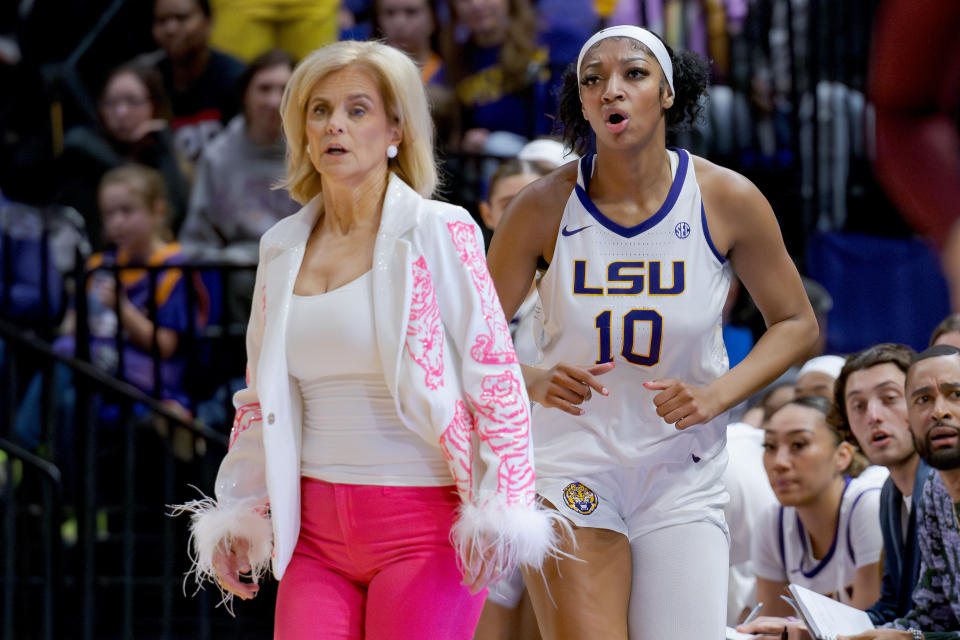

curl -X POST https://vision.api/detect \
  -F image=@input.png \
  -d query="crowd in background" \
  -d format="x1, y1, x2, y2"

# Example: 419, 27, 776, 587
0, 0, 959, 636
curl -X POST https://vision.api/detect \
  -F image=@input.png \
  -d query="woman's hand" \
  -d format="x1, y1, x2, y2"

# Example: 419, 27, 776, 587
526, 362, 614, 415
644, 378, 723, 429
131, 118, 167, 143
211, 537, 260, 600
838, 631, 915, 640
737, 616, 810, 639
460, 536, 505, 595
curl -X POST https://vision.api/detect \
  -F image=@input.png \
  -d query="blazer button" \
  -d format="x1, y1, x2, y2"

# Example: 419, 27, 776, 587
267, 413, 275, 425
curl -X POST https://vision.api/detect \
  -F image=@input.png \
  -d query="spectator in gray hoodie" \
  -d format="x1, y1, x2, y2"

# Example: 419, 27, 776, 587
179, 48, 299, 265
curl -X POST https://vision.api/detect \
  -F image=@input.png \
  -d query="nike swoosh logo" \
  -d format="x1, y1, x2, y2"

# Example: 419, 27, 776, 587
561, 224, 592, 236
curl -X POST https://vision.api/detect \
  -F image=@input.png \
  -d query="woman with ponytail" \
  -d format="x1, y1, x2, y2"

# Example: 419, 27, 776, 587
486, 26, 819, 638
441, 0, 585, 153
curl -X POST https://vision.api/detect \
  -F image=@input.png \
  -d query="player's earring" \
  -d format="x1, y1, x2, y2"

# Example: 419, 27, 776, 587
305, 144, 311, 154
386, 144, 398, 159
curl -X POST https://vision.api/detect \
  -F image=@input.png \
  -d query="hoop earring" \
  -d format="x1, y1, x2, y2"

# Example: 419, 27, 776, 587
386, 144, 398, 159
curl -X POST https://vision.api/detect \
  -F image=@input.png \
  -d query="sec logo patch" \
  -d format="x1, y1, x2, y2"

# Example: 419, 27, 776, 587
674, 221, 691, 239
562, 482, 598, 515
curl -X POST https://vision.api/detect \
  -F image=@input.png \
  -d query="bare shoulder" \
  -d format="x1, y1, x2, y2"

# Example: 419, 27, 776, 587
691, 155, 769, 216
512, 160, 578, 220
692, 155, 779, 247
493, 159, 578, 260
487, 162, 577, 276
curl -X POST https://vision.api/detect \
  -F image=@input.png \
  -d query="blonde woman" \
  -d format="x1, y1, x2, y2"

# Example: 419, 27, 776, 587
177, 41, 563, 639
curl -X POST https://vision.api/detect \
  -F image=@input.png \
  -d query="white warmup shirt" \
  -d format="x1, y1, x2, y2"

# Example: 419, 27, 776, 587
751, 475, 884, 603
285, 271, 451, 486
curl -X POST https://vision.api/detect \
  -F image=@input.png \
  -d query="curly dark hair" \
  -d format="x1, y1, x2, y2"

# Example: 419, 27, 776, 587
556, 34, 709, 156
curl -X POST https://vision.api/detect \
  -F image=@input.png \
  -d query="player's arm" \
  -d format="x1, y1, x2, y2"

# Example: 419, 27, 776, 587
487, 166, 570, 319
487, 165, 613, 415
850, 563, 883, 611
754, 577, 794, 618
693, 160, 818, 419
648, 161, 817, 428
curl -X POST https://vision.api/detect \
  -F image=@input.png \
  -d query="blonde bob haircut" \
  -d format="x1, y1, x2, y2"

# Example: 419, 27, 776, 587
279, 40, 437, 204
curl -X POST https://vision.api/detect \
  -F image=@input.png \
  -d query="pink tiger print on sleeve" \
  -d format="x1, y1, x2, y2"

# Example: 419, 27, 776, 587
467, 371, 534, 505
438, 400, 475, 499
406, 256, 445, 389
229, 402, 263, 450
446, 221, 518, 365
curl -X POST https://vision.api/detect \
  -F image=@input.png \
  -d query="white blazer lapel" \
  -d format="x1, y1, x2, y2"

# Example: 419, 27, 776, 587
256, 226, 308, 579
373, 174, 423, 396
258, 245, 304, 390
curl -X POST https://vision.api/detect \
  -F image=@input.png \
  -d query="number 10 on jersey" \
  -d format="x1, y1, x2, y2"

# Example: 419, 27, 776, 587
595, 309, 663, 366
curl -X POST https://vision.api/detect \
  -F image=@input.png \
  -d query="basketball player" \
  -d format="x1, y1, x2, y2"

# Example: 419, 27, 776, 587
487, 26, 819, 639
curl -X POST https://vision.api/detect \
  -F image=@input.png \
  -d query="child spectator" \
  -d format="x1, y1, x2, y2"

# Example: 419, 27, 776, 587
15, 165, 196, 454
55, 63, 189, 247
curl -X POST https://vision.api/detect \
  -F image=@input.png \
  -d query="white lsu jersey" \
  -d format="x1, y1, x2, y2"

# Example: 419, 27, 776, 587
533, 148, 733, 478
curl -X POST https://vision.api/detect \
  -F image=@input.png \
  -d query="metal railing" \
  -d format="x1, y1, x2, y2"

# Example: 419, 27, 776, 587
0, 254, 278, 639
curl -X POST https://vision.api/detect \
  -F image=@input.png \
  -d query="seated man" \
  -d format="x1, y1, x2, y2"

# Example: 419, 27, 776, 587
832, 344, 932, 624
842, 345, 960, 640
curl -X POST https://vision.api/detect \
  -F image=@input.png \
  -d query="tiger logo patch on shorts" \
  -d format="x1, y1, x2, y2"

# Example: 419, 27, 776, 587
562, 481, 598, 515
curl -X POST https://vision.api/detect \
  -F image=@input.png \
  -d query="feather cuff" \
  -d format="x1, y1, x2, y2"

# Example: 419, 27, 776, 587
169, 495, 273, 609
450, 499, 572, 579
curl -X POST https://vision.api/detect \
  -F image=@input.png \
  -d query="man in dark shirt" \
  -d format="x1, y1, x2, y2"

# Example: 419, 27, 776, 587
147, 0, 244, 162
842, 345, 960, 640
832, 344, 932, 625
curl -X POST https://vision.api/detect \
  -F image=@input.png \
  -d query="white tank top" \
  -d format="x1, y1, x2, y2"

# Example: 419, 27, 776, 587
286, 271, 451, 486
533, 148, 733, 476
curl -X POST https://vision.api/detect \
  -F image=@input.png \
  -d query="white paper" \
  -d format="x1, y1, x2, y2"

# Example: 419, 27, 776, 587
788, 584, 875, 640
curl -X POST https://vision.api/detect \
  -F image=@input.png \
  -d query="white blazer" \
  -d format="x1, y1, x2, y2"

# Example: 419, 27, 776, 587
181, 174, 561, 593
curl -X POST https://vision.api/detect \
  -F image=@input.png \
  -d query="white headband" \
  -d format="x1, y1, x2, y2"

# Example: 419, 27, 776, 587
797, 355, 847, 380
576, 25, 674, 98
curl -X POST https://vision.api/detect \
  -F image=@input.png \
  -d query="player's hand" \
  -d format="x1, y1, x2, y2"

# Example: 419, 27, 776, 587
211, 536, 260, 600
460, 535, 505, 595
737, 616, 809, 639
838, 631, 915, 640
644, 378, 723, 429
527, 362, 614, 415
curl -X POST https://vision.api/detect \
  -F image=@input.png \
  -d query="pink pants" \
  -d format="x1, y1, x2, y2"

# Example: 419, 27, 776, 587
274, 478, 486, 639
